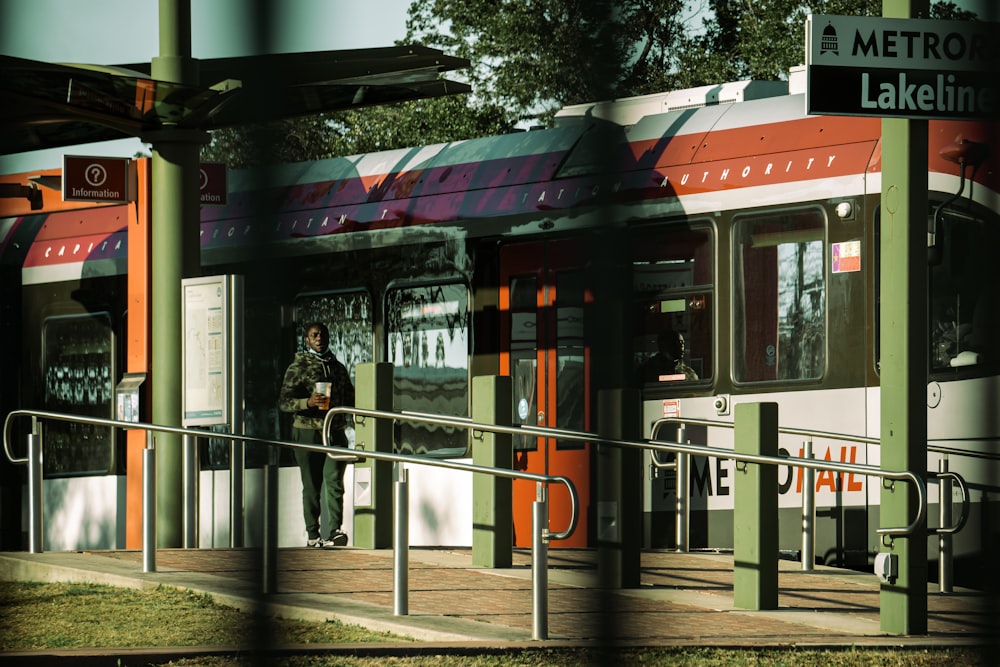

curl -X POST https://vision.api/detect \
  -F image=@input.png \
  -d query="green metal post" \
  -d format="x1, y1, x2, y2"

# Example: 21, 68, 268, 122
733, 402, 778, 611
880, 0, 929, 637
471, 375, 512, 568
352, 362, 394, 548
150, 0, 202, 548
596, 388, 641, 589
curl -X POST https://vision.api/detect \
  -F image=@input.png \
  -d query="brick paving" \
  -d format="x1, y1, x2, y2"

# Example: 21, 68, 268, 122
89, 546, 996, 646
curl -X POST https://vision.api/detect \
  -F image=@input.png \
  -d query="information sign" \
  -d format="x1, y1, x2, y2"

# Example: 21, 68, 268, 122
199, 162, 228, 206
182, 275, 230, 426
63, 155, 131, 203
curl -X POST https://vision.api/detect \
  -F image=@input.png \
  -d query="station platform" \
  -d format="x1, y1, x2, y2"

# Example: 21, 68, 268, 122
0, 546, 996, 656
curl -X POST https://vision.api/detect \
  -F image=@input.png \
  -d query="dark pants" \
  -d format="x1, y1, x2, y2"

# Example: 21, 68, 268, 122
291, 426, 348, 540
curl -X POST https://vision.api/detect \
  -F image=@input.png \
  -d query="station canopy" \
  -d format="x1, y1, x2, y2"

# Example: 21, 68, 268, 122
0, 46, 471, 156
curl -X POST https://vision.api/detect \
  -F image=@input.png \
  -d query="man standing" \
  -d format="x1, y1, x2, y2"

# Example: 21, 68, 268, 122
279, 322, 355, 547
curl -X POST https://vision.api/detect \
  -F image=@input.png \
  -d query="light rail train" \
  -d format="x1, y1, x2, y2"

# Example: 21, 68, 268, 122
1, 69, 997, 587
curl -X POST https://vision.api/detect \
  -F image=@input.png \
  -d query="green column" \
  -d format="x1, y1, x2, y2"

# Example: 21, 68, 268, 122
150, 0, 202, 548
471, 375, 512, 568
352, 362, 394, 548
733, 402, 778, 611
596, 388, 641, 589
879, 0, 929, 634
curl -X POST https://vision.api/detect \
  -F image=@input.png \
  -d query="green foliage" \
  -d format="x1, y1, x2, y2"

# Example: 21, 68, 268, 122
405, 0, 687, 122
202, 96, 515, 168
202, 0, 981, 168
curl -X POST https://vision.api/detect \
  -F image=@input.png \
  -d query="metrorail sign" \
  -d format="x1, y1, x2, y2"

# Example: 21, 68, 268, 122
806, 14, 1000, 120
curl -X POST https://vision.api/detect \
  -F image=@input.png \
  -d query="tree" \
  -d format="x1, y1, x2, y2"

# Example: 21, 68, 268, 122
405, 0, 688, 124
673, 0, 977, 89
201, 91, 517, 168
203, 0, 980, 167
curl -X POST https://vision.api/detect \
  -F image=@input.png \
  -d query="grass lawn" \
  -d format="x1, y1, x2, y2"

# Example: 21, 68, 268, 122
0, 580, 988, 666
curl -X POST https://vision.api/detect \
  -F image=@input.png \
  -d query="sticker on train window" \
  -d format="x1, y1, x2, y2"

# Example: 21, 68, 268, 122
832, 240, 861, 273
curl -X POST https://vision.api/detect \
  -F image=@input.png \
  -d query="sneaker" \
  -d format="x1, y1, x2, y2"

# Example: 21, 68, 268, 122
307, 537, 329, 548
328, 530, 349, 547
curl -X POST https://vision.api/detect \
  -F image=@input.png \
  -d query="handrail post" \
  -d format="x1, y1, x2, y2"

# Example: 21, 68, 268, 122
393, 463, 409, 616
471, 375, 513, 568
27, 417, 42, 554
262, 445, 279, 595
183, 432, 198, 548
352, 363, 395, 548
532, 482, 549, 641
938, 455, 953, 593
143, 431, 156, 573
229, 437, 245, 548
733, 403, 778, 611
801, 439, 815, 571
675, 423, 689, 553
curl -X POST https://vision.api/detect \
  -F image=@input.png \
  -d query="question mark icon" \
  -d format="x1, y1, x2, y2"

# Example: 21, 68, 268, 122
85, 163, 107, 187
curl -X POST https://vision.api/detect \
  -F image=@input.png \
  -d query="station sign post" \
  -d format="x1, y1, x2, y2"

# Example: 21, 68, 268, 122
804, 7, 988, 636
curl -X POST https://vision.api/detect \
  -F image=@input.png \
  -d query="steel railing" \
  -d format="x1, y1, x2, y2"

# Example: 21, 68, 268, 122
650, 417, 970, 592
320, 406, 578, 640
3, 407, 578, 641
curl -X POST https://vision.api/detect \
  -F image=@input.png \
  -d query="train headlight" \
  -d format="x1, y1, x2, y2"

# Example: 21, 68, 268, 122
835, 200, 854, 220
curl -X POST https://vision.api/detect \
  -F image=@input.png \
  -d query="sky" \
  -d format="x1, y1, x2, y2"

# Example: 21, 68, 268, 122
1, 0, 995, 175
0, 0, 414, 173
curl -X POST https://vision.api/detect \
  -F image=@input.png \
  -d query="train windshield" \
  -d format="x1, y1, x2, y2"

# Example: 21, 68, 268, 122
929, 205, 1000, 374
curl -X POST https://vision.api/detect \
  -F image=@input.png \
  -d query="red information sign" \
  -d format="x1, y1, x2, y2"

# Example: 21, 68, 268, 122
199, 163, 227, 206
63, 155, 131, 203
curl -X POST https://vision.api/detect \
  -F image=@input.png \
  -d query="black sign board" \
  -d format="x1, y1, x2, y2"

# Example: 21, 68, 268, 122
806, 14, 1000, 120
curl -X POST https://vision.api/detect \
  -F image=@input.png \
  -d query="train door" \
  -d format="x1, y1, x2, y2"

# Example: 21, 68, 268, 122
500, 238, 591, 548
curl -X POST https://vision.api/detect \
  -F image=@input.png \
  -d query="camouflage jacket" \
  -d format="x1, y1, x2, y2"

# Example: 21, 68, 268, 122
278, 350, 354, 430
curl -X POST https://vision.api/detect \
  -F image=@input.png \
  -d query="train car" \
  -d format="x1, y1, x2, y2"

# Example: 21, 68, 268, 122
2, 68, 998, 586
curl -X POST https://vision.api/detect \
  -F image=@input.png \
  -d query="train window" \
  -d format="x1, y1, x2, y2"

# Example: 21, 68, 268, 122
295, 291, 374, 380
204, 291, 374, 470
41, 313, 115, 477
386, 282, 470, 457
631, 224, 713, 386
732, 210, 825, 383
929, 206, 1000, 373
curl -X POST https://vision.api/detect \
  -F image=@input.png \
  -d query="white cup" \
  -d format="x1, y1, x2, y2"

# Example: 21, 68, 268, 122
315, 382, 331, 410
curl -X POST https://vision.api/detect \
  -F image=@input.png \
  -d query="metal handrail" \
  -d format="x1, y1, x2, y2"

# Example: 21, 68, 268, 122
929, 470, 969, 537
649, 417, 927, 542
322, 407, 578, 540
3, 407, 579, 641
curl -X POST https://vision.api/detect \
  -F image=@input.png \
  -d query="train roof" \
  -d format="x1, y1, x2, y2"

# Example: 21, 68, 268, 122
4, 73, 998, 285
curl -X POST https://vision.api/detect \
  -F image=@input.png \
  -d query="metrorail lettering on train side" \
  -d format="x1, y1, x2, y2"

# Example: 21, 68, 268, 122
677, 445, 864, 498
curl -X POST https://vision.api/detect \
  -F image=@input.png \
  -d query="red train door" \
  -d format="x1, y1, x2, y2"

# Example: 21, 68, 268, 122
500, 239, 591, 548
